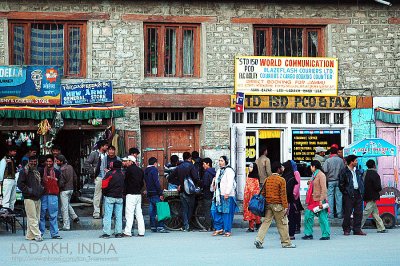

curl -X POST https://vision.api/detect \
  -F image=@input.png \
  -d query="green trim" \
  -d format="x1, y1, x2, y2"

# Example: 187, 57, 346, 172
0, 108, 125, 120
376, 110, 400, 124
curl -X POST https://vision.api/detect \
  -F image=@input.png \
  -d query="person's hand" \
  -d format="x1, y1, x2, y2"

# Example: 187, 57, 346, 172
319, 202, 323, 209
284, 208, 289, 216
177, 185, 181, 192
224, 194, 229, 200
307, 180, 311, 185
160, 195, 164, 201
143, 190, 147, 196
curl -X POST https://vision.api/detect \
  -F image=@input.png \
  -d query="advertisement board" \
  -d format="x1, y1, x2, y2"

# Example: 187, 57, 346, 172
235, 56, 338, 96
61, 81, 113, 106
0, 65, 61, 105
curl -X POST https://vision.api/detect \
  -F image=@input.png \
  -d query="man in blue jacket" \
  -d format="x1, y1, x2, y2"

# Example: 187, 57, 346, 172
144, 157, 168, 233
339, 155, 366, 236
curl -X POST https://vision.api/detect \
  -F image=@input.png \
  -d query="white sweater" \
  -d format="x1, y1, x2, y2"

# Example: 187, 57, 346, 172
216, 167, 236, 197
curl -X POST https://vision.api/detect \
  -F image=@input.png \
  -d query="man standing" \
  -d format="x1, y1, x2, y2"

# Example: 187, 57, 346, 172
100, 160, 125, 238
123, 156, 145, 237
17, 156, 44, 241
39, 155, 62, 239
0, 145, 18, 210
56, 155, 79, 230
128, 147, 140, 166
144, 157, 168, 233
83, 140, 109, 219
104, 145, 120, 172
51, 145, 62, 170
21, 146, 37, 167
169, 152, 199, 232
323, 147, 345, 219
339, 155, 366, 236
313, 147, 327, 166
361, 160, 387, 233
201, 157, 216, 231
254, 162, 296, 249
255, 147, 272, 185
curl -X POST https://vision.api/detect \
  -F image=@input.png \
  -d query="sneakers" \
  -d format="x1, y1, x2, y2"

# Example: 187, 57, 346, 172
319, 237, 330, 240
254, 240, 263, 249
99, 234, 110, 239
34, 236, 43, 242
157, 228, 169, 233
377, 229, 388, 233
282, 243, 296, 248
52, 235, 62, 239
301, 235, 313, 240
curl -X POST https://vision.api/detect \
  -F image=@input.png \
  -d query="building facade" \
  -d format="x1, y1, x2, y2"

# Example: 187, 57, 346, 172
0, 1, 399, 196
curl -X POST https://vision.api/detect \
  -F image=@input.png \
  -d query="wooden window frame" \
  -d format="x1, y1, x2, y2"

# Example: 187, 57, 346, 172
144, 23, 200, 78
254, 25, 325, 57
9, 20, 87, 78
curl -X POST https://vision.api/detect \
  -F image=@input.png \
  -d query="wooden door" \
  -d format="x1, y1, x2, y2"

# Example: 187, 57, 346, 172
167, 127, 197, 160
141, 127, 166, 173
377, 128, 398, 188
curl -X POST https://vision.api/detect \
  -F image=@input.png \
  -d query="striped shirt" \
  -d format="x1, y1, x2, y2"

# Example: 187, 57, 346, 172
261, 173, 288, 208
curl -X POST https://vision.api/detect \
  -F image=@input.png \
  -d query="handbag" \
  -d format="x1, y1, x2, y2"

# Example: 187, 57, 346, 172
248, 180, 268, 217
156, 201, 171, 221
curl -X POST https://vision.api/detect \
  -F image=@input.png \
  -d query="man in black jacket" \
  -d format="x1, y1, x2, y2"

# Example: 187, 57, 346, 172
122, 156, 145, 237
17, 156, 44, 241
339, 155, 366, 236
100, 160, 124, 238
361, 160, 387, 233
169, 152, 199, 231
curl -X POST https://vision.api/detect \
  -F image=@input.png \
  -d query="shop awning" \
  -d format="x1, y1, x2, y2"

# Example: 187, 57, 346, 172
375, 107, 400, 124
0, 105, 125, 120
344, 138, 397, 157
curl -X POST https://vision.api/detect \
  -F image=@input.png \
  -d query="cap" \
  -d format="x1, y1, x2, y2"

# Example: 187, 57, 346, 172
315, 147, 327, 153
122, 156, 130, 161
330, 144, 339, 149
128, 155, 136, 162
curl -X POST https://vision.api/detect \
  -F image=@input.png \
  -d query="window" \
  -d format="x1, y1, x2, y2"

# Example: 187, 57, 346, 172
232, 113, 244, 124
145, 23, 200, 77
254, 26, 323, 56
261, 112, 272, 124
9, 21, 86, 77
140, 112, 153, 121
247, 112, 258, 124
186, 112, 198, 120
170, 112, 183, 121
306, 113, 316, 124
275, 113, 287, 124
155, 112, 168, 121
291, 113, 302, 124
334, 113, 344, 124
320, 113, 330, 124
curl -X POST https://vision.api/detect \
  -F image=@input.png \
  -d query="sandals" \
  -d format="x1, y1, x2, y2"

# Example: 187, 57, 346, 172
212, 229, 224, 236
223, 232, 232, 237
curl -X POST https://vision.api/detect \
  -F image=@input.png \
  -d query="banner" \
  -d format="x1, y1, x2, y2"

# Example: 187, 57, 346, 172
61, 81, 113, 106
0, 66, 61, 105
235, 56, 338, 96
235, 92, 244, 113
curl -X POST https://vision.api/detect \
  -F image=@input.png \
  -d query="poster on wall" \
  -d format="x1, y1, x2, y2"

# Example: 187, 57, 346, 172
61, 81, 113, 106
246, 131, 257, 163
235, 56, 338, 96
0, 65, 61, 105
292, 130, 341, 162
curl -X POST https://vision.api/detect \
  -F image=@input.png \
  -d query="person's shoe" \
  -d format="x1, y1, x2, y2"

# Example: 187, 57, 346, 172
51, 235, 62, 239
137, 234, 144, 237
73, 217, 80, 224
301, 235, 313, 240
99, 234, 110, 239
354, 231, 367, 236
377, 229, 388, 233
115, 233, 123, 238
255, 223, 261, 230
198, 228, 208, 232
282, 243, 296, 248
320, 237, 330, 240
122, 233, 131, 237
34, 236, 43, 242
254, 240, 263, 249
60, 227, 70, 231
157, 228, 169, 233
246, 228, 255, 232
93, 215, 101, 219
344, 231, 351, 236
290, 236, 295, 240
151, 228, 157, 233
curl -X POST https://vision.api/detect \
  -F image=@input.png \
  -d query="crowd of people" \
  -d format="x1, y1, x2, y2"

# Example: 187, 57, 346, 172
0, 142, 389, 248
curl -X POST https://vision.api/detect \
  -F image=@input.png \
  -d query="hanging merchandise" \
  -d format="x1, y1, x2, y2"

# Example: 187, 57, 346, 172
37, 119, 52, 135
88, 118, 102, 126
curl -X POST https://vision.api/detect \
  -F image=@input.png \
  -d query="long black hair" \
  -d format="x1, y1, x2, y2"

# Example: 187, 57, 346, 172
248, 163, 259, 179
282, 160, 294, 182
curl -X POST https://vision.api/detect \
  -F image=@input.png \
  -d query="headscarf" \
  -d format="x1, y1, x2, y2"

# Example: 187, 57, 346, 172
290, 160, 298, 172
248, 163, 260, 180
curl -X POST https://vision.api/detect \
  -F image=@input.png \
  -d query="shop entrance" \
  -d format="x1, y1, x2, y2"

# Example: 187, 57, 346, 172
258, 130, 281, 164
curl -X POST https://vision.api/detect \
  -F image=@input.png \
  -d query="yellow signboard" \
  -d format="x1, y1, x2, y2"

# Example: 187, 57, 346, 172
235, 56, 338, 96
230, 95, 356, 109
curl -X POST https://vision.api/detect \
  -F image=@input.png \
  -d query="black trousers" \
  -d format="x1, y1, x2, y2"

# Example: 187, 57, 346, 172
342, 190, 363, 233
288, 202, 297, 237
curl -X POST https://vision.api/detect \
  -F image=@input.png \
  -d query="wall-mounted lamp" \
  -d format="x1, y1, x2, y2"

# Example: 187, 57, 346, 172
374, 0, 392, 6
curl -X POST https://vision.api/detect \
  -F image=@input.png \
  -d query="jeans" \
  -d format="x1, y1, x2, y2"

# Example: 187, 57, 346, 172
149, 195, 164, 230
327, 181, 343, 218
39, 195, 59, 237
60, 190, 78, 229
103, 196, 123, 235
124, 194, 145, 236
2, 178, 17, 210
180, 193, 195, 230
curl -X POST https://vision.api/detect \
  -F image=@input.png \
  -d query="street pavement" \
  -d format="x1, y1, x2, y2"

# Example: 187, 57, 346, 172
1, 226, 399, 266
